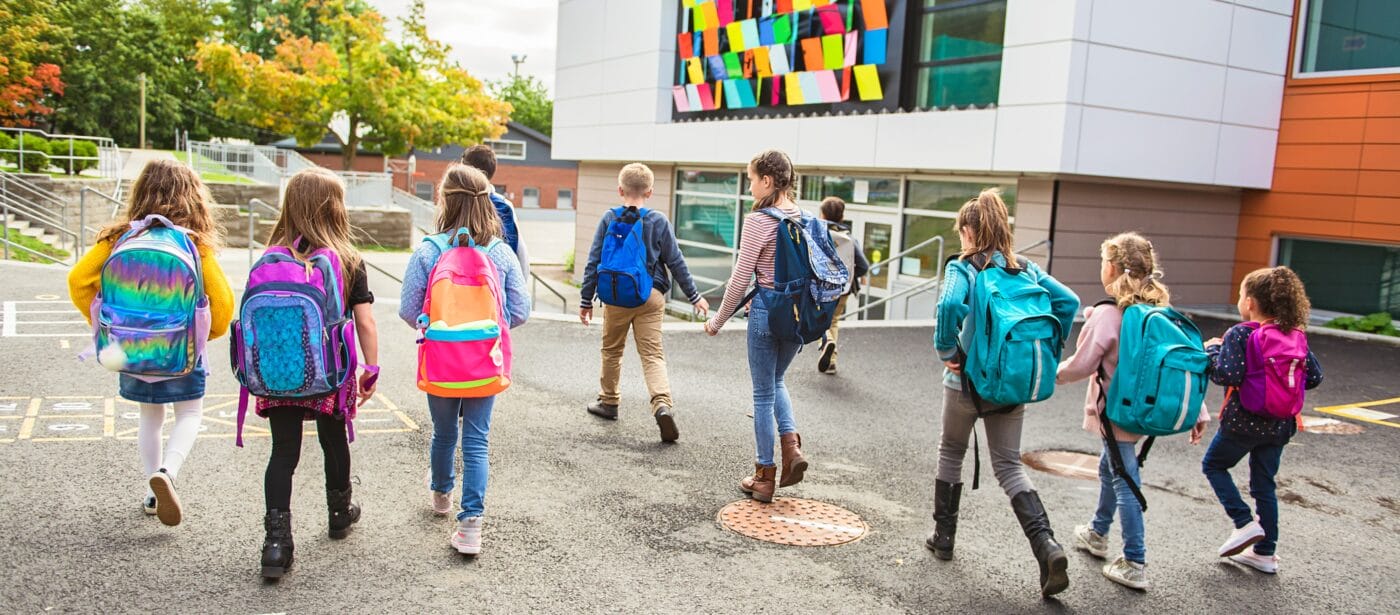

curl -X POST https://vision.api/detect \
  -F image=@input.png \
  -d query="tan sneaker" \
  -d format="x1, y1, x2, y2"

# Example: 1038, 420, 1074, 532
1074, 524, 1109, 559
1102, 556, 1150, 590
148, 469, 182, 527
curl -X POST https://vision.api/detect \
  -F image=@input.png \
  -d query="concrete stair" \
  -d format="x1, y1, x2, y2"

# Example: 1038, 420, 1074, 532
3, 214, 69, 258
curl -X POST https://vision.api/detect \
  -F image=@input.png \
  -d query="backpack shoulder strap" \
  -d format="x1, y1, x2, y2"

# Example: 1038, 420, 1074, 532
422, 232, 451, 253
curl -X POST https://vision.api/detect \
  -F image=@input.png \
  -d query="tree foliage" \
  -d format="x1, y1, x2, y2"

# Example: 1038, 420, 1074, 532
492, 74, 553, 137
0, 0, 66, 126
197, 0, 509, 169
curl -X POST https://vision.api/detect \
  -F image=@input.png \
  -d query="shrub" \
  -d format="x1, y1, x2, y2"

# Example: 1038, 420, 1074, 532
1326, 312, 1399, 337
51, 140, 99, 175
17, 134, 50, 173
0, 132, 14, 166
564, 247, 575, 274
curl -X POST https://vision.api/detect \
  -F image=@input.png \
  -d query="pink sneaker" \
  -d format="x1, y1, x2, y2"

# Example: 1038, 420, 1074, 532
450, 516, 482, 555
432, 491, 451, 516
1218, 519, 1265, 557
1229, 549, 1280, 574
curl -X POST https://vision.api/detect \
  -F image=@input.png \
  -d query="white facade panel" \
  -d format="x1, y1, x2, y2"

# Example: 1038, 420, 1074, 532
557, 0, 608, 68
1215, 124, 1278, 188
1083, 45, 1228, 122
556, 63, 604, 100
998, 42, 1085, 106
1002, 0, 1089, 46
1089, 0, 1233, 64
603, 0, 670, 58
873, 111, 997, 170
1232, 0, 1294, 17
992, 104, 1075, 173
600, 53, 668, 101
554, 96, 603, 129
795, 116, 880, 169
1076, 108, 1221, 185
1227, 6, 1293, 74
1221, 68, 1285, 129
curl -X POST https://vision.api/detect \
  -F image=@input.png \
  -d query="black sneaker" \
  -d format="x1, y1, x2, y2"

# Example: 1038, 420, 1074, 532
586, 400, 619, 420
817, 342, 837, 374
654, 406, 679, 443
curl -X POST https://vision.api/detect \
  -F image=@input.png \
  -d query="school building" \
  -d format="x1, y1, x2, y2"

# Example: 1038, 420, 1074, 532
551, 0, 1400, 320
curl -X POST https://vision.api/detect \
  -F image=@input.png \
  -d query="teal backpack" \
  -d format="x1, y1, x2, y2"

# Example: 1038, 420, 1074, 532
1097, 301, 1211, 511
961, 255, 1066, 411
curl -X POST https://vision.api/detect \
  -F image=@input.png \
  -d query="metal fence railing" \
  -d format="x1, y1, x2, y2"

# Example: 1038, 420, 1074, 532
393, 187, 436, 233
0, 127, 120, 180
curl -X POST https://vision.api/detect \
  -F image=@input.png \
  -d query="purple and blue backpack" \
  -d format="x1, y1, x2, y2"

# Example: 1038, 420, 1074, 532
1239, 321, 1309, 421
230, 242, 358, 446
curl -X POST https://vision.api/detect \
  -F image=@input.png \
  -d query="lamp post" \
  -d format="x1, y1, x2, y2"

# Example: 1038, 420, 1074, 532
511, 54, 527, 77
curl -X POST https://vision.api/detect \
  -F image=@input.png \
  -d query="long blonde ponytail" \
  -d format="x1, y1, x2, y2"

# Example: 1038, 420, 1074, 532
1101, 232, 1171, 308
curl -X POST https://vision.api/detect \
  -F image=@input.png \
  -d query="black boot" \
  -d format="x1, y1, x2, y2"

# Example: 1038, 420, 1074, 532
924, 480, 962, 560
260, 510, 294, 579
1011, 490, 1069, 598
327, 487, 361, 539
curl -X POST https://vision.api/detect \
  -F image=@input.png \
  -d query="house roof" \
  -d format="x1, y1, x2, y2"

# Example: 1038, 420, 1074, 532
267, 122, 550, 158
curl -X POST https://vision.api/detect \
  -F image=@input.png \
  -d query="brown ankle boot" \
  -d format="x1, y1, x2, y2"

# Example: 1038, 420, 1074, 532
739, 464, 777, 503
778, 432, 808, 487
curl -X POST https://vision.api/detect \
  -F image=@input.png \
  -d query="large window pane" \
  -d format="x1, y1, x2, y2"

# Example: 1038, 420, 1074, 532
799, 175, 900, 207
1301, 0, 1400, 73
919, 1, 1007, 63
677, 243, 738, 304
900, 216, 957, 279
676, 170, 739, 195
906, 180, 1016, 215
1279, 238, 1400, 317
917, 60, 1002, 108
675, 194, 739, 248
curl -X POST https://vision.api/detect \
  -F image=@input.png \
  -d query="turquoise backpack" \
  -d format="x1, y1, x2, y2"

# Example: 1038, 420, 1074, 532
961, 255, 1066, 410
1097, 302, 1211, 511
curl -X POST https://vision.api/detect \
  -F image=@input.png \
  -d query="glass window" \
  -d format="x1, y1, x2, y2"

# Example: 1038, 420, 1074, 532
486, 139, 526, 160
677, 243, 739, 303
1299, 0, 1400, 74
900, 216, 957, 279
557, 189, 574, 209
912, 0, 1007, 108
414, 181, 433, 201
677, 170, 740, 195
1278, 238, 1400, 317
675, 194, 740, 248
906, 180, 1016, 214
799, 175, 900, 207
522, 187, 540, 208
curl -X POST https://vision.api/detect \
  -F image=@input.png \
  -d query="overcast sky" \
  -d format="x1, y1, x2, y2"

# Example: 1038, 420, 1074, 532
372, 0, 559, 93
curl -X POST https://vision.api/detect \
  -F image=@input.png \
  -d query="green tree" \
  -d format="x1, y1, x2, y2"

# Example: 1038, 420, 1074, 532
491, 74, 552, 137
223, 0, 370, 59
0, 0, 66, 127
196, 0, 509, 169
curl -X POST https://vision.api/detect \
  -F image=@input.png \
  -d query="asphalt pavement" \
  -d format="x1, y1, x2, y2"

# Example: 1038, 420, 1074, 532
1, 259, 1396, 614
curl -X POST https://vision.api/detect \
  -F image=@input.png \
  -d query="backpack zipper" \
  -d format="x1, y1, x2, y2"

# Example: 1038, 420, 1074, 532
1287, 358, 1298, 388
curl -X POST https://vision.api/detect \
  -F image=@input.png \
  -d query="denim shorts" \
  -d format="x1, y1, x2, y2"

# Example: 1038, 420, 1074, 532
119, 361, 207, 404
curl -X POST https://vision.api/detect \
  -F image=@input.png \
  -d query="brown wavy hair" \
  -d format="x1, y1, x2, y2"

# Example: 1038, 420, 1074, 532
268, 167, 361, 293
97, 159, 221, 248
1101, 232, 1171, 308
956, 188, 1015, 264
749, 149, 797, 211
436, 164, 503, 247
1242, 266, 1311, 331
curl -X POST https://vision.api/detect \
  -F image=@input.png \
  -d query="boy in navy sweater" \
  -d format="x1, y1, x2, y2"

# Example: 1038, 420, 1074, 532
579, 163, 708, 442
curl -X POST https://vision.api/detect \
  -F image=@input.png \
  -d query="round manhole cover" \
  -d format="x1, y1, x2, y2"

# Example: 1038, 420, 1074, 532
1022, 450, 1099, 481
1301, 415, 1364, 435
717, 498, 867, 546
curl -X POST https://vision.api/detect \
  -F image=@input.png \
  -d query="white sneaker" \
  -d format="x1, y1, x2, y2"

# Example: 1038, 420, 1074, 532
148, 469, 182, 527
450, 516, 482, 555
1102, 556, 1150, 590
1074, 524, 1109, 559
1229, 549, 1280, 574
432, 491, 451, 516
1218, 519, 1265, 557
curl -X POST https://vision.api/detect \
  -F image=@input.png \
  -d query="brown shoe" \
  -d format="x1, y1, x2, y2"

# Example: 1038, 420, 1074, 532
778, 432, 808, 487
738, 464, 777, 503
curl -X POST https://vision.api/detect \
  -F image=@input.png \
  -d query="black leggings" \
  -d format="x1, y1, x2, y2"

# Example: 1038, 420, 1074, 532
264, 408, 352, 512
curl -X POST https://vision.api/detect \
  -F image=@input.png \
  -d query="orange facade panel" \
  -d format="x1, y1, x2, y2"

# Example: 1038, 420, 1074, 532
1236, 214, 1353, 240
1352, 222, 1400, 243
1364, 117, 1400, 144
1278, 118, 1367, 144
1368, 90, 1400, 117
1357, 170, 1400, 197
1244, 192, 1355, 221
1271, 168, 1359, 195
1275, 144, 1362, 169
1354, 196, 1400, 226
1281, 91, 1371, 120
1360, 144, 1400, 171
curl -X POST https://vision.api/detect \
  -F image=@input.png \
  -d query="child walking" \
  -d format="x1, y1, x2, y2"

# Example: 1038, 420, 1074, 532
400, 164, 530, 556
579, 163, 708, 442
251, 168, 379, 579
924, 188, 1079, 598
1056, 232, 1208, 590
460, 144, 530, 281
1202, 266, 1322, 575
68, 159, 233, 527
815, 197, 869, 375
704, 149, 813, 503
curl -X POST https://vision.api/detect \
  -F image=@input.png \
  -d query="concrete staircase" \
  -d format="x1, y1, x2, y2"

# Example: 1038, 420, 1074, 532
3, 213, 69, 258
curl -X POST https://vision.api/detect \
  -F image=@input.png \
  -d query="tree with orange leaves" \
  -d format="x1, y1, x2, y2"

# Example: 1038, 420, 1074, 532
0, 0, 65, 127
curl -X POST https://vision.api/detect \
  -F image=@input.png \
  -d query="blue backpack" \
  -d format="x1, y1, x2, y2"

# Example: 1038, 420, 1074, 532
961, 255, 1065, 410
595, 207, 654, 308
743, 208, 849, 345
1096, 301, 1211, 511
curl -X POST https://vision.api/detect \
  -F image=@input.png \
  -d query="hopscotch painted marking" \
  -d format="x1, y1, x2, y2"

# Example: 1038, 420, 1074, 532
0, 300, 90, 337
0, 393, 418, 444
1316, 397, 1400, 430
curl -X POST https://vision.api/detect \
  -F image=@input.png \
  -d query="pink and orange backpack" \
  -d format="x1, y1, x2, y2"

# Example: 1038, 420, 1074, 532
415, 229, 512, 397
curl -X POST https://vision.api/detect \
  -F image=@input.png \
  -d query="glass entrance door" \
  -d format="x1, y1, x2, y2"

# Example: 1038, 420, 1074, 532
845, 212, 898, 320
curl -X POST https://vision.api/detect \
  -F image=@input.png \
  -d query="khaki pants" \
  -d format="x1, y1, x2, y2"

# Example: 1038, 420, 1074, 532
598, 289, 671, 412
825, 294, 850, 352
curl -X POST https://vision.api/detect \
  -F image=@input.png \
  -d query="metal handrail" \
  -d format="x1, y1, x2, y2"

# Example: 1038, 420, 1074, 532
78, 187, 129, 257
530, 271, 571, 314
842, 238, 1052, 321
0, 192, 82, 257
867, 235, 945, 274
2, 201, 70, 264
248, 198, 279, 217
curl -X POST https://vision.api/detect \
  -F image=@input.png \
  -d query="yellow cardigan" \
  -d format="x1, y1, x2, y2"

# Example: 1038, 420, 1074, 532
67, 239, 235, 339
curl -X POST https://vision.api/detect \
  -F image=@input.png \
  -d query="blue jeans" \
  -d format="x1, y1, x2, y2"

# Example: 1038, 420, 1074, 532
1092, 441, 1146, 564
1202, 429, 1287, 556
427, 395, 495, 520
747, 290, 801, 467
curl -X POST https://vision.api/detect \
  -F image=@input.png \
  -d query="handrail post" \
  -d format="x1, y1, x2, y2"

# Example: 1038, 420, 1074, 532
78, 190, 86, 258
3, 201, 10, 260
248, 211, 256, 270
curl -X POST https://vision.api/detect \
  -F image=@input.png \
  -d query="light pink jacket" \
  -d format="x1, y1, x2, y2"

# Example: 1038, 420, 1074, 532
1056, 303, 1209, 443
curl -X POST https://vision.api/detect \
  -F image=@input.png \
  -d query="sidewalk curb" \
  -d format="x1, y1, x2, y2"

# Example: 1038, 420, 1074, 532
1182, 309, 1400, 348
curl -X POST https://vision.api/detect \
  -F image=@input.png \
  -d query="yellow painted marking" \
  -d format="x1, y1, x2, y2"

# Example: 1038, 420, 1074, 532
59, 339, 70, 349
43, 395, 105, 399
30, 437, 105, 443
18, 398, 40, 439
1316, 398, 1400, 429
376, 393, 399, 411
103, 398, 114, 437
33, 414, 102, 419
395, 410, 420, 431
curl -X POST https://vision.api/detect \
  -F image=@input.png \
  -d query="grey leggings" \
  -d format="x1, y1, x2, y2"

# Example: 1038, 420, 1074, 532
935, 387, 1036, 498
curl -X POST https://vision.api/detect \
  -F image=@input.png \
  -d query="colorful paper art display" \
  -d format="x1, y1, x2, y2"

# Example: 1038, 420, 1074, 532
675, 0, 889, 113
